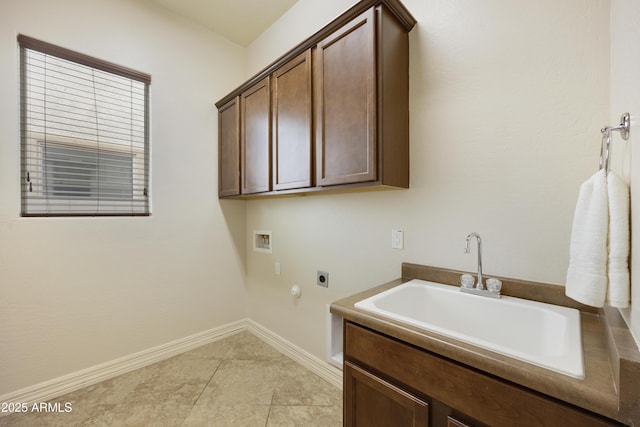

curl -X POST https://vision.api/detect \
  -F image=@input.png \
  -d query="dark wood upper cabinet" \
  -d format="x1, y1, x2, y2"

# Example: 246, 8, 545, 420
216, 0, 416, 199
272, 50, 313, 191
316, 4, 411, 189
241, 77, 271, 194
315, 8, 376, 187
218, 96, 240, 197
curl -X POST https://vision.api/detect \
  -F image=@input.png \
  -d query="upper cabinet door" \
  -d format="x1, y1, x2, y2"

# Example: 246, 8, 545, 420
218, 96, 240, 197
315, 8, 376, 187
272, 50, 313, 191
241, 77, 271, 194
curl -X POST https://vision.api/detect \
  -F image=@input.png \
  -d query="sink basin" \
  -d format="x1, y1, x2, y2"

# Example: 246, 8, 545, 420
354, 279, 584, 378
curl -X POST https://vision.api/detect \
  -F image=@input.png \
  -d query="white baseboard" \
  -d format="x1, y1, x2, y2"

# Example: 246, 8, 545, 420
0, 319, 246, 410
245, 319, 343, 390
0, 318, 342, 412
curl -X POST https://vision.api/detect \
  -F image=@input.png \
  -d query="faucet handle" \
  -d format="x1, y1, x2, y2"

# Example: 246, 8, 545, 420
486, 278, 502, 293
460, 274, 475, 288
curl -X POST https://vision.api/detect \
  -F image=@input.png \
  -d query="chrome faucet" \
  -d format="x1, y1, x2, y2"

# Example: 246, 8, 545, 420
464, 232, 484, 290
461, 232, 501, 298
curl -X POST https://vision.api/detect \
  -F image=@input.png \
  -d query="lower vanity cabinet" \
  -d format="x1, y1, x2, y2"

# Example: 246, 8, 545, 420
344, 321, 624, 427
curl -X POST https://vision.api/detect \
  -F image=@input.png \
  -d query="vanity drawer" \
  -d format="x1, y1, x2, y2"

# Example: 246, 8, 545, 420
344, 321, 622, 427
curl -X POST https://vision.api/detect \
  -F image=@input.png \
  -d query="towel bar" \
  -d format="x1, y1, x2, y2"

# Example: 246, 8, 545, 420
602, 112, 630, 140
600, 112, 631, 173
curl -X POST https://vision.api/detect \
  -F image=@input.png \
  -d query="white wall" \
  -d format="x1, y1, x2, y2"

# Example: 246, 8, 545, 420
0, 0, 248, 395
611, 0, 640, 342
245, 0, 611, 360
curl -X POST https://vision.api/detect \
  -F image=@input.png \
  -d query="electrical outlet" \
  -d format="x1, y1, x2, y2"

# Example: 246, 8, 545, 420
317, 271, 329, 288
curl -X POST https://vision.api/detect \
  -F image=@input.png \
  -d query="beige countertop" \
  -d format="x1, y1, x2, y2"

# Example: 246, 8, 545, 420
330, 263, 640, 425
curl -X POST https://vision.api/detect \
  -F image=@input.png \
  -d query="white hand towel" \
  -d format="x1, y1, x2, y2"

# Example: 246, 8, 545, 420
606, 171, 630, 308
566, 169, 608, 307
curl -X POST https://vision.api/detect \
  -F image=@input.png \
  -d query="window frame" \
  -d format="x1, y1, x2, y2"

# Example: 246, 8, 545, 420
18, 35, 152, 217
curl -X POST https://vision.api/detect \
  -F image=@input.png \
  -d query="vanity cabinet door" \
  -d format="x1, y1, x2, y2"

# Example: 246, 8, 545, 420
447, 416, 473, 427
241, 77, 271, 194
315, 8, 377, 187
345, 361, 428, 427
272, 50, 312, 191
218, 97, 240, 197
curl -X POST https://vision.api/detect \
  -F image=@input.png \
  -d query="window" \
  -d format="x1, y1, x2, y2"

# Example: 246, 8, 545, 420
19, 35, 151, 216
44, 145, 133, 200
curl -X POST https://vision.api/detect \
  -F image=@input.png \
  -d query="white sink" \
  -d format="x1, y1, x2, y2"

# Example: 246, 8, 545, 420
354, 279, 584, 378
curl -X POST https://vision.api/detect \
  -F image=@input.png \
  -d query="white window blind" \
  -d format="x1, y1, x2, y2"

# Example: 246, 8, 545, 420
19, 35, 151, 216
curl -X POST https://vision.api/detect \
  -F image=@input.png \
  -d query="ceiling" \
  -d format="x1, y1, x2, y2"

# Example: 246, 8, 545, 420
148, 0, 300, 46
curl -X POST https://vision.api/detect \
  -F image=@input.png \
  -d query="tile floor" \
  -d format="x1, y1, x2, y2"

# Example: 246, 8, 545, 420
0, 331, 343, 426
